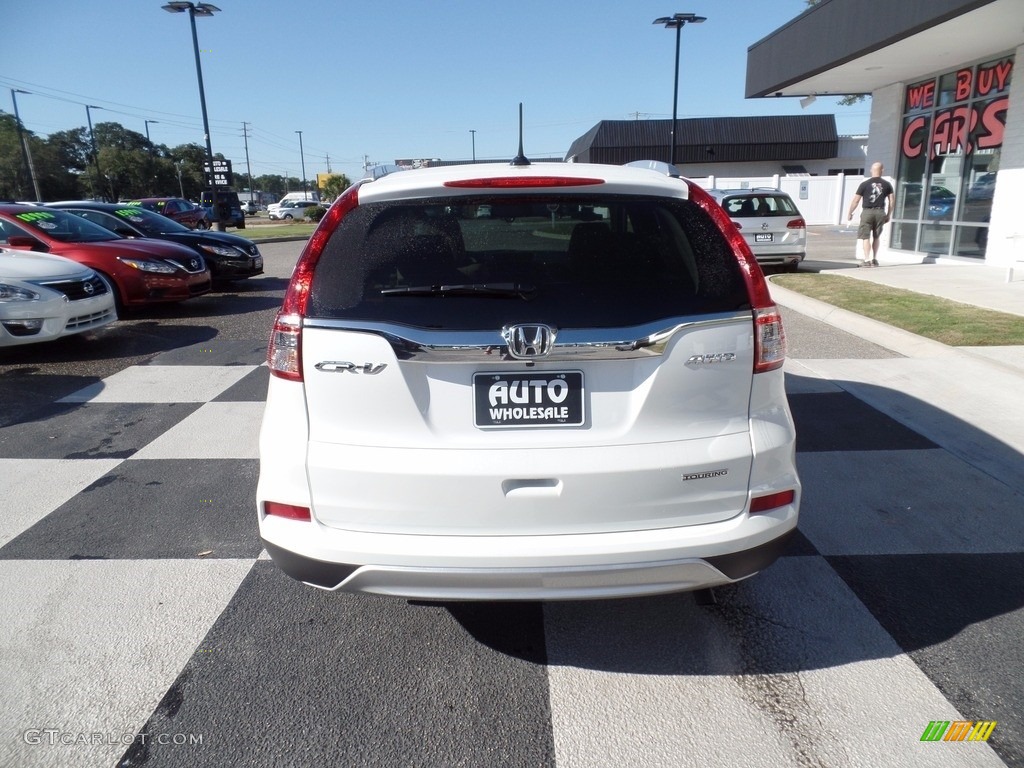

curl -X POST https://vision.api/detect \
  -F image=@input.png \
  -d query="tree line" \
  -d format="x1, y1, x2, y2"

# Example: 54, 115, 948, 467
0, 111, 330, 203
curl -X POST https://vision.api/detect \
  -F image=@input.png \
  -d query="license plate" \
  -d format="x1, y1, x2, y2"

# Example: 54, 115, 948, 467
474, 371, 584, 428
754, 233, 774, 242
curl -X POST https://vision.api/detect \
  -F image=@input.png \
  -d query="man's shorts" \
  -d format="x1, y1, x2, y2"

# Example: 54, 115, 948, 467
858, 208, 887, 239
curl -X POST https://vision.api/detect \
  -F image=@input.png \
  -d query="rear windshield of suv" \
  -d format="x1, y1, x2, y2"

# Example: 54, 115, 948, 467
720, 194, 799, 218
308, 194, 749, 329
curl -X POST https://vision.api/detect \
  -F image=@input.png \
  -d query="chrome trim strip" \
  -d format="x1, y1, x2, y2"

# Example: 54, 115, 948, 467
302, 312, 751, 362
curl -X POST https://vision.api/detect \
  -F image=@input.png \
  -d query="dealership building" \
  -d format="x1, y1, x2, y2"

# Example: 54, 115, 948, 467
749, 0, 1019, 266
746, 0, 1022, 266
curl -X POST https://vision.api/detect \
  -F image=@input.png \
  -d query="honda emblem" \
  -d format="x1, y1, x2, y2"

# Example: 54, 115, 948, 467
502, 324, 556, 359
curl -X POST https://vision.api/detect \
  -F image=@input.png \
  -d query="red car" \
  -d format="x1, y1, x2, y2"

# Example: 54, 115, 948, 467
0, 204, 211, 311
126, 197, 209, 230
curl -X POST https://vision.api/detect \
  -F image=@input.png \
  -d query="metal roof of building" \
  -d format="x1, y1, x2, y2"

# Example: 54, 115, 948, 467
565, 114, 838, 165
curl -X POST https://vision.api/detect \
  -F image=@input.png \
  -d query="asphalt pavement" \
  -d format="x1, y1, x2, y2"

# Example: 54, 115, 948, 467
3, 235, 1022, 766
771, 226, 1024, 496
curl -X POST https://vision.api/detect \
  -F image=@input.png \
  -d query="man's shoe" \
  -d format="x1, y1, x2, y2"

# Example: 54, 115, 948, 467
870, 259, 879, 266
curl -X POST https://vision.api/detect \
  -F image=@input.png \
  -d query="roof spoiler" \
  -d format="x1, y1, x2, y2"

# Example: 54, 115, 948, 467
361, 164, 407, 182
624, 160, 682, 178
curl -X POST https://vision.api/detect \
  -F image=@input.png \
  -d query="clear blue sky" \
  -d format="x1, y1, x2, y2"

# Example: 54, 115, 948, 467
1, 1, 869, 184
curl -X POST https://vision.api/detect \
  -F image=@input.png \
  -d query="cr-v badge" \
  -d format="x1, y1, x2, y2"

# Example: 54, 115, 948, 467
314, 361, 387, 374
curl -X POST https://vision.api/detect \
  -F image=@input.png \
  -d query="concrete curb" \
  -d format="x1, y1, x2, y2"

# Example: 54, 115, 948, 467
767, 278, 955, 359
768, 276, 1024, 380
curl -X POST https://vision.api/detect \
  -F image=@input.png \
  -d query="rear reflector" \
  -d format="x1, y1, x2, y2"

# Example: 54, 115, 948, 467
443, 176, 604, 188
750, 490, 795, 514
264, 501, 311, 521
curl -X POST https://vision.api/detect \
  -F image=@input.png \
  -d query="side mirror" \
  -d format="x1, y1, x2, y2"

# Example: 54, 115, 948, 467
6, 235, 44, 250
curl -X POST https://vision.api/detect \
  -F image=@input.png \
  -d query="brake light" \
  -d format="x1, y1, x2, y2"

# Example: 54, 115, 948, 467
443, 176, 604, 188
268, 184, 360, 381
686, 181, 786, 374
264, 501, 311, 521
731, 220, 742, 230
750, 490, 795, 514
268, 313, 302, 380
787, 218, 806, 229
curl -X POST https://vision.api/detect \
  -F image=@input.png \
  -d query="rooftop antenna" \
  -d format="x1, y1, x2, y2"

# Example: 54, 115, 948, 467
510, 102, 530, 166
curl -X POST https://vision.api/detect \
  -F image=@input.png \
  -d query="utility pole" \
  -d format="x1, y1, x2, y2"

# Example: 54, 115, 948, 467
242, 122, 254, 203
10, 89, 42, 201
85, 104, 105, 199
296, 130, 307, 196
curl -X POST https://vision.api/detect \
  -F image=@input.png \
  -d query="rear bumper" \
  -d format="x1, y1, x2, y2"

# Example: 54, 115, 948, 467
752, 251, 805, 265
258, 505, 798, 600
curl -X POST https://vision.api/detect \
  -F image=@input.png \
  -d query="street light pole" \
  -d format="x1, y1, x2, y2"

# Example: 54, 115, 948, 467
653, 12, 706, 167
470, 129, 476, 163
10, 89, 42, 201
162, 2, 222, 229
296, 130, 307, 197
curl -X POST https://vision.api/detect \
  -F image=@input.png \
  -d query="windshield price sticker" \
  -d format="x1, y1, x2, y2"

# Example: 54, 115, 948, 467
474, 371, 584, 428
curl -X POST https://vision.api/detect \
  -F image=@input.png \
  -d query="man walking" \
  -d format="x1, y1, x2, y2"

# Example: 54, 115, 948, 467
847, 162, 895, 267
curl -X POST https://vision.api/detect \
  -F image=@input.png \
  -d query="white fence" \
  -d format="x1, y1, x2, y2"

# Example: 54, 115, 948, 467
691, 174, 868, 226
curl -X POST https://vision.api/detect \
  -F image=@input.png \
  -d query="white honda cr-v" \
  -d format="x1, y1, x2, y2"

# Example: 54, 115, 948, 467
257, 159, 800, 600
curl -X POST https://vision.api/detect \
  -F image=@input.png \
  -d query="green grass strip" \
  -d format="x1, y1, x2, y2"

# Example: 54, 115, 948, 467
772, 273, 1024, 346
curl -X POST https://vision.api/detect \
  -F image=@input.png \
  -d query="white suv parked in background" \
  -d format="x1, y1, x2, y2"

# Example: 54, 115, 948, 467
257, 160, 800, 600
708, 188, 807, 271
268, 200, 319, 220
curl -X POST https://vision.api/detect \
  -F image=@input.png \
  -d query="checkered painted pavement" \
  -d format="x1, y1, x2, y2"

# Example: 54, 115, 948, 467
1, 337, 1020, 768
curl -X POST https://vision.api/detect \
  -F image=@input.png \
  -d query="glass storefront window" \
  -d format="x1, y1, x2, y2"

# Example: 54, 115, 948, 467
896, 55, 1013, 260
937, 70, 965, 107
890, 222, 919, 252
919, 223, 953, 256
954, 225, 988, 258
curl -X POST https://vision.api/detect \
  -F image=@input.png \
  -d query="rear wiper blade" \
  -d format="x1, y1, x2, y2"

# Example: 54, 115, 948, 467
381, 282, 537, 299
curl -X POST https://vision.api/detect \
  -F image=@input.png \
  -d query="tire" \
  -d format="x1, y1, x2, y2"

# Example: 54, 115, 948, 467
283, 214, 294, 220
95, 270, 126, 317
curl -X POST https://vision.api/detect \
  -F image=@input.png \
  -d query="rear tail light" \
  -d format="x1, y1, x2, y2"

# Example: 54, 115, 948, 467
787, 218, 806, 229
267, 185, 360, 382
753, 307, 786, 373
750, 490, 795, 514
268, 313, 302, 380
686, 182, 786, 374
731, 220, 743, 230
264, 501, 311, 521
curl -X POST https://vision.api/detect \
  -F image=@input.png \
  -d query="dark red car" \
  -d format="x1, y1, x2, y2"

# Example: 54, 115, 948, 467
0, 204, 211, 311
126, 197, 209, 230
